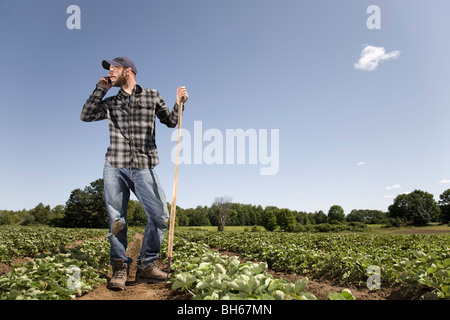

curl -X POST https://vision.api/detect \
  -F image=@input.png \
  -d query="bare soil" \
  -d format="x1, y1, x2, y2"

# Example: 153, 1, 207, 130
78, 233, 190, 300
0, 257, 31, 277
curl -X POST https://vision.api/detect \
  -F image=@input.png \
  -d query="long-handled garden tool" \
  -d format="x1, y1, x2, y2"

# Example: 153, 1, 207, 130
166, 97, 184, 280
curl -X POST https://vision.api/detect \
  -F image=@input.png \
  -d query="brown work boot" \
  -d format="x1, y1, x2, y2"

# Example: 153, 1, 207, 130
107, 259, 129, 290
135, 263, 168, 283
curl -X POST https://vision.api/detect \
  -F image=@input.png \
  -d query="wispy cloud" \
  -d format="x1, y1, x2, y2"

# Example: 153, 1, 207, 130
385, 184, 401, 190
356, 161, 366, 166
384, 191, 409, 199
439, 179, 450, 184
354, 45, 400, 71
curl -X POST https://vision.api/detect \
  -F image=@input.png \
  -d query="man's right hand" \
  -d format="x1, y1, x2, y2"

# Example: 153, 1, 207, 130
98, 76, 112, 90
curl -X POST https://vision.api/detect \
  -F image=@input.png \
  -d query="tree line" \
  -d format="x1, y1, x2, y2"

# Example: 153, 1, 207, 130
1, 179, 449, 231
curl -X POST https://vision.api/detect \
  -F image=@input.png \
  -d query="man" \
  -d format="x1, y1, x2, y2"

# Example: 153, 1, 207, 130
80, 57, 188, 290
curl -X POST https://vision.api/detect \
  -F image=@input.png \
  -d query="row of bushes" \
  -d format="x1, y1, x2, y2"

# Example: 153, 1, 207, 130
1, 179, 449, 230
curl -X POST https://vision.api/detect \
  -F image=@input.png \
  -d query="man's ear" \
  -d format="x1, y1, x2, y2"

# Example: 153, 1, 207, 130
127, 67, 135, 78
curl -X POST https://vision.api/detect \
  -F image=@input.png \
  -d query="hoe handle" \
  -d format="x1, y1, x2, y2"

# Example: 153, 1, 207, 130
167, 100, 183, 276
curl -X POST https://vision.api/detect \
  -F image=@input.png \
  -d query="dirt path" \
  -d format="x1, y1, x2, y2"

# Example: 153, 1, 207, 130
78, 233, 188, 300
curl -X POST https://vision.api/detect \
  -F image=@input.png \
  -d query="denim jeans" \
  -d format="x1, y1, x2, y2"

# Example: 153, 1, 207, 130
103, 161, 169, 269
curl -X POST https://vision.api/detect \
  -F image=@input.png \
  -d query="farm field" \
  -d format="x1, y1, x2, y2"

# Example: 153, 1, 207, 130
0, 225, 449, 300
169, 228, 450, 300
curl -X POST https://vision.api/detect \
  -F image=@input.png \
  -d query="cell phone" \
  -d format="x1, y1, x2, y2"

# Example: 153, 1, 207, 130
107, 77, 111, 85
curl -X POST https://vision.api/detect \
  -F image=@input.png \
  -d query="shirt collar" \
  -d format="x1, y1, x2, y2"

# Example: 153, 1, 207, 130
134, 84, 143, 94
118, 83, 143, 98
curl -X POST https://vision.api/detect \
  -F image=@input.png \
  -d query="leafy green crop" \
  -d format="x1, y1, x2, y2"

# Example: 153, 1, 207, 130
0, 237, 110, 300
393, 250, 450, 299
2, 226, 448, 300
174, 230, 450, 299
0, 225, 106, 263
0, 226, 122, 300
163, 237, 324, 300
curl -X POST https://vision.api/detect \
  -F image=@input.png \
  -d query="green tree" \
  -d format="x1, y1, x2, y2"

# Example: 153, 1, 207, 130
51, 205, 65, 220
294, 211, 310, 225
188, 206, 211, 226
64, 179, 108, 228
438, 189, 450, 222
388, 189, 440, 226
327, 205, 345, 224
255, 205, 264, 226
176, 205, 189, 226
276, 208, 297, 232
128, 200, 147, 226
262, 210, 278, 231
49, 205, 66, 227
229, 210, 239, 226
346, 209, 386, 224
311, 210, 327, 224
29, 203, 51, 225
0, 210, 23, 225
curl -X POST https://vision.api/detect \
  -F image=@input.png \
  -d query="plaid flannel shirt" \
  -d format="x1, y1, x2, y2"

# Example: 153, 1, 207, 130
81, 84, 182, 169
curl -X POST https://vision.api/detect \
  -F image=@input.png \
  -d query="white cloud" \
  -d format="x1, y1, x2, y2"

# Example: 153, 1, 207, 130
385, 184, 401, 190
384, 195, 394, 199
354, 45, 400, 71
356, 161, 366, 166
439, 179, 450, 184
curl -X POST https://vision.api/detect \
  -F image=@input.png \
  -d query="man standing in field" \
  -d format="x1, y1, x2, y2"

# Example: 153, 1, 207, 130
80, 57, 188, 290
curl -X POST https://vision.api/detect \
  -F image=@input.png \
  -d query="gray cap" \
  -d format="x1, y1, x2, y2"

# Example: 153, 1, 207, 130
102, 57, 137, 74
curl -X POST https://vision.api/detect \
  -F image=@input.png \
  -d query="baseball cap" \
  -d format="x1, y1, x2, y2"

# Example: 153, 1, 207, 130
102, 57, 138, 74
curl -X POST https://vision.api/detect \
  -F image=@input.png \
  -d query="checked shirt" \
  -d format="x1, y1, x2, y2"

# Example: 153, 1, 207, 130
81, 84, 182, 169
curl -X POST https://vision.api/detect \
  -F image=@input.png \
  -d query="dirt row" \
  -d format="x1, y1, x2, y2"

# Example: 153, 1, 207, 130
78, 233, 188, 300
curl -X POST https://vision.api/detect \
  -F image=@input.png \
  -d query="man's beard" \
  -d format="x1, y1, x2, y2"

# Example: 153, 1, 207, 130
113, 71, 128, 87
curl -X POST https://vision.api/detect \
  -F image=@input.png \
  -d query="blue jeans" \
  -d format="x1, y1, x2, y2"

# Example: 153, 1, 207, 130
103, 161, 169, 269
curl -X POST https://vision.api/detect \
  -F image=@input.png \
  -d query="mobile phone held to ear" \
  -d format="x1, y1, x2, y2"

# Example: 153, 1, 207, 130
107, 77, 111, 85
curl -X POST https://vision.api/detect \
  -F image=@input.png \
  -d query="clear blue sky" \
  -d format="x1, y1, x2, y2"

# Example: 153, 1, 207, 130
1, 0, 449, 214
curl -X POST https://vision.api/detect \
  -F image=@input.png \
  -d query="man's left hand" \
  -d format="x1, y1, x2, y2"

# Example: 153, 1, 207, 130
176, 86, 188, 106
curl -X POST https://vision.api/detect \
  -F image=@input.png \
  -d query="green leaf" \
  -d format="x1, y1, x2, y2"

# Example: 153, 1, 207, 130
340, 289, 355, 300
273, 290, 285, 300
196, 281, 208, 290
294, 278, 308, 294
443, 258, 450, 268
247, 278, 259, 293
329, 289, 355, 300
268, 279, 281, 292
214, 263, 226, 274
328, 292, 347, 300
172, 280, 185, 290
211, 279, 222, 290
